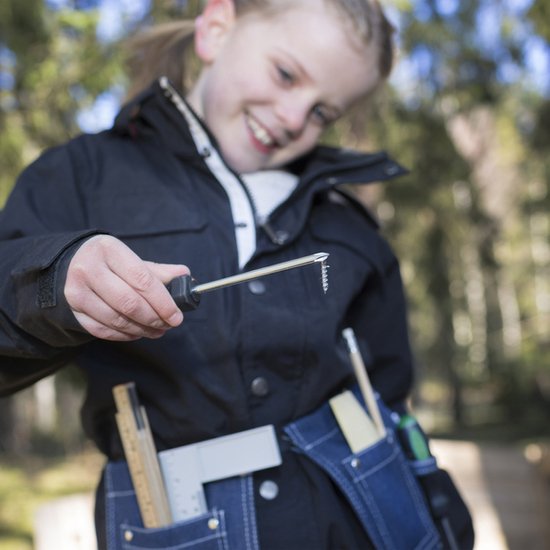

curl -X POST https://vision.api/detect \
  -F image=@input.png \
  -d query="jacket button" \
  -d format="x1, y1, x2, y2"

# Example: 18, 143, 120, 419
385, 163, 400, 175
251, 376, 269, 396
275, 230, 289, 244
259, 480, 279, 500
248, 280, 266, 295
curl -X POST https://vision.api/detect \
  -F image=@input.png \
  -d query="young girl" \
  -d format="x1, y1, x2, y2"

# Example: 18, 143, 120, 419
0, 0, 473, 548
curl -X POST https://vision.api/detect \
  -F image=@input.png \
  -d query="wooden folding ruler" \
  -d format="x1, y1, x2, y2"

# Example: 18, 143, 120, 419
113, 382, 172, 528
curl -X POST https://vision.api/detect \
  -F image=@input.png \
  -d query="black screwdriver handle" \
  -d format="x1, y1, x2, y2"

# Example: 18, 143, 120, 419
167, 274, 201, 311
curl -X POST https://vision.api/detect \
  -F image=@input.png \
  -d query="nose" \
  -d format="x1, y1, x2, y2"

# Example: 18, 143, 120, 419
275, 94, 311, 139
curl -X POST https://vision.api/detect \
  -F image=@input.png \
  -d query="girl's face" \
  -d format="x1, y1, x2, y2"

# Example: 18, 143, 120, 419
187, 0, 380, 174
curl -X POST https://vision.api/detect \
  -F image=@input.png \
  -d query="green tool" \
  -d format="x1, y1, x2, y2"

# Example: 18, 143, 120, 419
397, 414, 431, 461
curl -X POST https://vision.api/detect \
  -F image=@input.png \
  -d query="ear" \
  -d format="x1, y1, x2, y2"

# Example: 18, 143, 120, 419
194, 0, 236, 63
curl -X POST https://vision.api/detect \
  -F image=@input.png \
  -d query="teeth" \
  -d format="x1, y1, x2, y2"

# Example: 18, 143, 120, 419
247, 115, 274, 147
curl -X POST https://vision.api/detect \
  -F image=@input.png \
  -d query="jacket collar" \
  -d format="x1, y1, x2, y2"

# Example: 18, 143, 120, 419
113, 80, 407, 254
113, 78, 407, 188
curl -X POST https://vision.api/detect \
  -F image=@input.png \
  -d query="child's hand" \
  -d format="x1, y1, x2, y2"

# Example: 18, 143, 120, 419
64, 235, 189, 341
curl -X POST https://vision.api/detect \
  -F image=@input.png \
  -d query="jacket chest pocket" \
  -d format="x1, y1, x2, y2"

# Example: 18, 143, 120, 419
89, 192, 207, 239
88, 191, 214, 266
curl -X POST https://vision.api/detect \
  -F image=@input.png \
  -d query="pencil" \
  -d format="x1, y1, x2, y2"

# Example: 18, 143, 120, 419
342, 328, 386, 438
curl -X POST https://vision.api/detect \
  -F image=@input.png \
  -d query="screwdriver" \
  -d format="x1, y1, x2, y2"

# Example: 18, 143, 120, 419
167, 252, 330, 311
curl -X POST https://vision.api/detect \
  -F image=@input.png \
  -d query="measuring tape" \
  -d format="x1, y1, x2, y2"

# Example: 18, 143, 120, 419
113, 383, 172, 528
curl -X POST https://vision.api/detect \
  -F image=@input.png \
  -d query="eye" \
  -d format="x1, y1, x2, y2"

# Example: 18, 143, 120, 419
277, 65, 295, 85
311, 104, 332, 126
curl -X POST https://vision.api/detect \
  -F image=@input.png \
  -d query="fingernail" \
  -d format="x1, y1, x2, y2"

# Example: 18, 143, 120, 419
167, 310, 183, 326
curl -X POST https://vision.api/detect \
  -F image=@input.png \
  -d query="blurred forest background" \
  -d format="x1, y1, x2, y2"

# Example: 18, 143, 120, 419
0, 0, 550, 546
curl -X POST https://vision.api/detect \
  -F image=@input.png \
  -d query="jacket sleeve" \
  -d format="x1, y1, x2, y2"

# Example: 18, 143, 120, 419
347, 239, 414, 410
328, 192, 414, 410
0, 141, 102, 396
309, 190, 414, 409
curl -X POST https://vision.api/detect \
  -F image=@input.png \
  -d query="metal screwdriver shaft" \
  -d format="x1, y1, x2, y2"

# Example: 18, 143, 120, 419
194, 252, 329, 294
168, 252, 330, 311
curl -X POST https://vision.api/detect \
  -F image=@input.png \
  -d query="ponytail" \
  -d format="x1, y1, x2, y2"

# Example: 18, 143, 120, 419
124, 20, 196, 102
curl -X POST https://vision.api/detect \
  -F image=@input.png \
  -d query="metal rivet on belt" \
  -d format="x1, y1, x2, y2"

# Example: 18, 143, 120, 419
259, 480, 279, 500
124, 530, 134, 542
208, 518, 220, 530
351, 458, 360, 468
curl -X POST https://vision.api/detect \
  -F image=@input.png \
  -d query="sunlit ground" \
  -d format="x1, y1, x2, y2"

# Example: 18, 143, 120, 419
0, 446, 104, 550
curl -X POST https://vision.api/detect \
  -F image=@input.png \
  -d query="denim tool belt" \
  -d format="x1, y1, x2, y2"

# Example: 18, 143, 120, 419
106, 390, 445, 550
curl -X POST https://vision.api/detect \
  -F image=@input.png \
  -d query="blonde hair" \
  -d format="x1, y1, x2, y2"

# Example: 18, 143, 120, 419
124, 0, 395, 101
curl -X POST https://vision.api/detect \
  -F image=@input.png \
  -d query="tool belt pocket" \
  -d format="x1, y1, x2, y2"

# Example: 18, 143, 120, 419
118, 511, 226, 550
283, 388, 441, 550
103, 461, 256, 550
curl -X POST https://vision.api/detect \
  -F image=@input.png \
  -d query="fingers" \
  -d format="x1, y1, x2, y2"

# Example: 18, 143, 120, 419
101, 251, 186, 326
65, 235, 190, 341
144, 260, 190, 285
72, 309, 167, 342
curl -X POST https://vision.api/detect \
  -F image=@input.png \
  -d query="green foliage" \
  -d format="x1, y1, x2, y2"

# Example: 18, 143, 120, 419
528, 0, 550, 42
0, 0, 124, 206
0, 118, 25, 205
530, 99, 550, 153
0, 0, 49, 65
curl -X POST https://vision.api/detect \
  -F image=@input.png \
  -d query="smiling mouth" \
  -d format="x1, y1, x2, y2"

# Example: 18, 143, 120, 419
245, 114, 277, 150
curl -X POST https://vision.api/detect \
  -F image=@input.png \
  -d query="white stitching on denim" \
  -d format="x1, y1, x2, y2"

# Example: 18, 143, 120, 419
290, 424, 366, 516
123, 532, 222, 550
105, 465, 117, 550
394, 453, 440, 548
286, 396, 441, 550
237, 475, 261, 550
346, 439, 440, 549
106, 490, 135, 498
345, 443, 398, 546
120, 511, 226, 550
247, 476, 260, 550
216, 509, 228, 550
240, 476, 252, 550
349, 445, 399, 480
286, 422, 340, 451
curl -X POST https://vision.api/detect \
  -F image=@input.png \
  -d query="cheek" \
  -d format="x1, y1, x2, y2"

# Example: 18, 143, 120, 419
295, 126, 324, 153
273, 127, 323, 166
202, 71, 244, 126
219, 59, 273, 107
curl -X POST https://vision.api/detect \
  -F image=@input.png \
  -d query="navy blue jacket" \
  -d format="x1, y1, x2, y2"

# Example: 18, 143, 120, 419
0, 80, 414, 547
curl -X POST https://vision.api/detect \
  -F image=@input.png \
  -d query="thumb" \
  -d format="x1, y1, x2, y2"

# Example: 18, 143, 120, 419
145, 261, 191, 285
